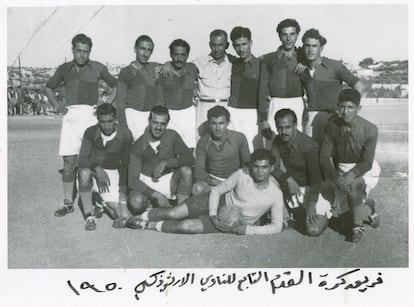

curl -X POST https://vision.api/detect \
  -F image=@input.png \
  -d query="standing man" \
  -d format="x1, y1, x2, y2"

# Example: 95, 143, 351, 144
272, 108, 332, 236
193, 106, 250, 195
45, 33, 117, 217
320, 89, 380, 242
193, 29, 234, 138
228, 26, 262, 151
301, 28, 363, 144
117, 35, 161, 141
126, 149, 284, 235
77, 103, 132, 230
259, 18, 305, 144
128, 106, 194, 215
156, 39, 198, 148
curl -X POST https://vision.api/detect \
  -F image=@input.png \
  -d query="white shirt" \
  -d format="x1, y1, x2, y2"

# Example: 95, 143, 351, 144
192, 54, 232, 100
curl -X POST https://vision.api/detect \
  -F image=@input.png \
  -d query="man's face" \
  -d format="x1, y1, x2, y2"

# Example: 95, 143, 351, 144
338, 101, 360, 123
209, 115, 229, 140
171, 46, 189, 70
279, 27, 298, 51
135, 40, 154, 64
251, 159, 273, 183
304, 38, 323, 62
276, 114, 297, 143
149, 113, 169, 140
209, 35, 228, 61
72, 43, 91, 67
98, 114, 116, 136
232, 37, 252, 61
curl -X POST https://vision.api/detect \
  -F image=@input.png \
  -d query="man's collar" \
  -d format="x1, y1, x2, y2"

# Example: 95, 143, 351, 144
207, 130, 231, 145
276, 46, 297, 59
94, 125, 120, 141
142, 128, 170, 150
70, 60, 92, 69
208, 54, 230, 65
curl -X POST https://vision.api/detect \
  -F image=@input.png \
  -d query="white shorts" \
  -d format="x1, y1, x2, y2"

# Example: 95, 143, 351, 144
196, 100, 228, 139
169, 106, 196, 148
268, 97, 304, 133
285, 186, 333, 219
337, 160, 381, 195
140, 172, 174, 199
58, 105, 97, 156
228, 106, 258, 152
125, 108, 150, 141
92, 169, 120, 204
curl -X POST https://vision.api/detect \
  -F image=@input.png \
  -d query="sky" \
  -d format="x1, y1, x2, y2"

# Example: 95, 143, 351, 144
7, 3, 408, 68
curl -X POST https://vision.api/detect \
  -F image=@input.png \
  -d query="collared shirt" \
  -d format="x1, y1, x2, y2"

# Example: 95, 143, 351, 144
301, 57, 360, 111
128, 129, 195, 196
229, 55, 261, 109
195, 129, 250, 181
46, 60, 117, 106
320, 115, 378, 179
78, 124, 132, 188
272, 131, 322, 201
156, 63, 198, 110
258, 47, 304, 119
117, 61, 161, 111
192, 54, 232, 100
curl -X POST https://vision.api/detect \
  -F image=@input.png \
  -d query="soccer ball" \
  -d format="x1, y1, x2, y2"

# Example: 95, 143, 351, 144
218, 205, 244, 228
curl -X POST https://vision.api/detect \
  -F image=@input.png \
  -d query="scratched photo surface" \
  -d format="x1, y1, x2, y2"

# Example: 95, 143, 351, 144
7, 4, 408, 268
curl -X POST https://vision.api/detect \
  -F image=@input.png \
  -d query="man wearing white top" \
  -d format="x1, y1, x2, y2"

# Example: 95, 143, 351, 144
193, 29, 235, 138
126, 149, 284, 235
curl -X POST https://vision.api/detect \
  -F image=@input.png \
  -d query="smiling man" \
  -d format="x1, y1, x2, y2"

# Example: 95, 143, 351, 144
320, 89, 380, 242
127, 106, 194, 217
45, 33, 117, 218
259, 19, 306, 144
126, 149, 284, 235
77, 103, 132, 230
117, 35, 162, 141
156, 39, 198, 148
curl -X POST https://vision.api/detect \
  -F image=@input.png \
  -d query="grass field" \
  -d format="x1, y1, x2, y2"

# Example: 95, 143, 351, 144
7, 102, 408, 268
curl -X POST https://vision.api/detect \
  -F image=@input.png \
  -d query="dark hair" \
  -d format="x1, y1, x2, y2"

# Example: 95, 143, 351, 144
72, 34, 92, 49
274, 108, 297, 124
135, 35, 154, 48
230, 26, 251, 42
338, 89, 361, 106
96, 103, 116, 118
276, 18, 301, 34
207, 105, 230, 122
169, 39, 190, 54
149, 105, 170, 121
250, 149, 276, 165
302, 28, 327, 46
210, 29, 228, 42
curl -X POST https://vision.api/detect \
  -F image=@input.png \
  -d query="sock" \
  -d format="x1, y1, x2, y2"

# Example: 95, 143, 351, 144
79, 190, 93, 216
63, 181, 75, 203
155, 221, 164, 232
140, 209, 150, 221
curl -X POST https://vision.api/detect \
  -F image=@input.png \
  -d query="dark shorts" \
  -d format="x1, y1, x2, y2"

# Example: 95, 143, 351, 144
185, 193, 227, 233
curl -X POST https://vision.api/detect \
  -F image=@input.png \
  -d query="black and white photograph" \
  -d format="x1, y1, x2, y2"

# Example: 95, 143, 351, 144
2, 1, 412, 306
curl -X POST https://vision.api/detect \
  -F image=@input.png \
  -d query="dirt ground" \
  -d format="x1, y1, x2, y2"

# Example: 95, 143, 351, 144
7, 102, 408, 268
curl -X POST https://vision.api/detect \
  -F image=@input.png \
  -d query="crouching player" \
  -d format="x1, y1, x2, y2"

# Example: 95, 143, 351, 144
78, 103, 132, 230
320, 89, 380, 242
272, 108, 332, 236
126, 149, 284, 235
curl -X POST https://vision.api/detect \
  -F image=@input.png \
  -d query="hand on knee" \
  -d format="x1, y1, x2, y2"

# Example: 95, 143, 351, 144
306, 215, 328, 237
78, 168, 92, 190
192, 181, 209, 196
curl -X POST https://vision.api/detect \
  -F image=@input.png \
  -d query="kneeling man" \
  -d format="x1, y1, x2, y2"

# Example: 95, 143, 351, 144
126, 149, 284, 235
128, 106, 195, 215
320, 89, 380, 242
78, 103, 132, 230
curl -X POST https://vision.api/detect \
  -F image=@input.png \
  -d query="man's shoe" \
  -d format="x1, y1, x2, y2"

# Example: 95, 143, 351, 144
84, 216, 96, 231
126, 216, 148, 229
351, 225, 365, 243
54, 200, 74, 217
366, 199, 380, 228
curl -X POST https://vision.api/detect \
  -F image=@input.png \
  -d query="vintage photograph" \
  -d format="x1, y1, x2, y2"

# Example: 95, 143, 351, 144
6, 3, 408, 272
